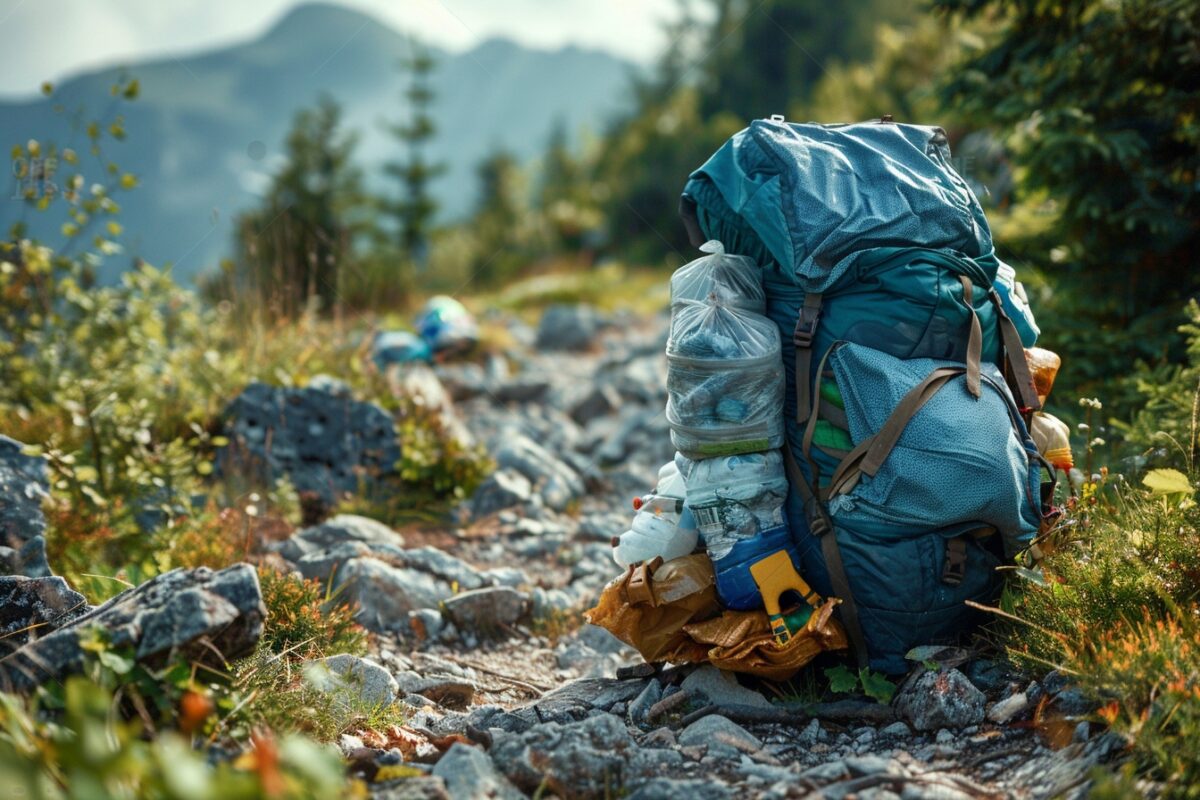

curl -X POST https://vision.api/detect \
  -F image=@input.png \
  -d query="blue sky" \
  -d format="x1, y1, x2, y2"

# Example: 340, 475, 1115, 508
0, 0, 684, 96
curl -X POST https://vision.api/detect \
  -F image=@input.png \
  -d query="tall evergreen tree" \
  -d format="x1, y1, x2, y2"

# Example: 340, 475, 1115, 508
385, 41, 445, 263
227, 95, 366, 317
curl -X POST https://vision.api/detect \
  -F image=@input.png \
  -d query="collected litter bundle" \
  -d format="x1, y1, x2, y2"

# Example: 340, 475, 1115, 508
586, 554, 847, 680
670, 240, 766, 315
666, 295, 784, 458
415, 295, 478, 355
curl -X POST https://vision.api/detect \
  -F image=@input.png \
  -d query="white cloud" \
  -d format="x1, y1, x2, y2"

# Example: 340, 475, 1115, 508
0, 0, 679, 97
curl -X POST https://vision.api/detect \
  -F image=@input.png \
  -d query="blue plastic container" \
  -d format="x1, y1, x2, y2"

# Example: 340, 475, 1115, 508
711, 522, 803, 610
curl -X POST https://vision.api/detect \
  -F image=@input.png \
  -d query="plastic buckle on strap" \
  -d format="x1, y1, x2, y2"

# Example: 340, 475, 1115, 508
793, 309, 820, 349
942, 538, 967, 587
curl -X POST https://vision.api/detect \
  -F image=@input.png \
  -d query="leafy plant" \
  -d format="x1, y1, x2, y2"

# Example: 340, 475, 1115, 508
823, 664, 897, 704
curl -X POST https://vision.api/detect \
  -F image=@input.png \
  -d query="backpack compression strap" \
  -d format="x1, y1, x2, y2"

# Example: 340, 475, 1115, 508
988, 289, 1042, 414
782, 440, 870, 668
793, 293, 823, 423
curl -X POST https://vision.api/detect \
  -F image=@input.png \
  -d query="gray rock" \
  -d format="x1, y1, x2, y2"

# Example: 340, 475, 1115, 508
627, 679, 662, 727
309, 654, 398, 708
680, 665, 771, 709
336, 557, 452, 632
569, 384, 623, 424
493, 434, 584, 512
894, 668, 986, 731
0, 534, 51, 579
372, 776, 452, 800
443, 586, 529, 633
408, 608, 445, 641
391, 546, 488, 591
0, 565, 265, 692
217, 382, 401, 509
491, 376, 552, 404
490, 713, 637, 798
0, 575, 90, 655
879, 721, 912, 738
470, 470, 533, 519
987, 691, 1030, 724
627, 779, 735, 800
278, 515, 406, 563
295, 541, 373, 583
679, 714, 763, 758
0, 436, 50, 563
431, 743, 522, 800
536, 304, 604, 352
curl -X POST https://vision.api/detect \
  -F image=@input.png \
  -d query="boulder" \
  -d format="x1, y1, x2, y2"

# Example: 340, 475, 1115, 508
894, 668, 986, 731
217, 382, 401, 508
535, 304, 604, 352
0, 565, 265, 692
0, 576, 90, 656
0, 436, 50, 574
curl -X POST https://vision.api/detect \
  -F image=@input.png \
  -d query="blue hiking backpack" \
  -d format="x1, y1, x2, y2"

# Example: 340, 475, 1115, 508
680, 117, 1051, 673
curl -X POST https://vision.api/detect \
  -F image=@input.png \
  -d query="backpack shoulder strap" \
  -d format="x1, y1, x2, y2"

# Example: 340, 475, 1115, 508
782, 440, 869, 668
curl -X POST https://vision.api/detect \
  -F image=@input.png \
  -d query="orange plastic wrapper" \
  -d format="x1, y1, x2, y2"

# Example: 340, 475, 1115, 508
1031, 411, 1074, 472
586, 554, 721, 664
1026, 347, 1062, 404
586, 555, 848, 680
683, 599, 848, 681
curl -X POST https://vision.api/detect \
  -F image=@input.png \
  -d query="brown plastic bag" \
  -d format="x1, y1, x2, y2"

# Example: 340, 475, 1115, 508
586, 554, 721, 664
684, 599, 848, 681
587, 555, 848, 680
1026, 347, 1062, 404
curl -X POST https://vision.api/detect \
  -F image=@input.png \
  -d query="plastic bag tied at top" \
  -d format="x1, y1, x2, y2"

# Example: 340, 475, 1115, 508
670, 240, 766, 315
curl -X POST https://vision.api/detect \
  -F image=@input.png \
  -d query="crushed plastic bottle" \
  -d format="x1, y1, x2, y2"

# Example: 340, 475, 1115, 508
676, 450, 802, 610
612, 460, 699, 568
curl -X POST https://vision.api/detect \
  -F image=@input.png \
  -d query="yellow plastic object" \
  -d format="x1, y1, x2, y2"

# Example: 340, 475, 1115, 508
1031, 411, 1074, 472
748, 550, 822, 645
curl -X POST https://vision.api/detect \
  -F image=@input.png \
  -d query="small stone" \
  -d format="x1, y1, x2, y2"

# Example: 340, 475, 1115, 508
442, 586, 529, 633
430, 742, 522, 800
470, 470, 533, 518
679, 714, 763, 758
987, 691, 1029, 724
879, 721, 911, 738
1072, 721, 1091, 743
679, 665, 770, 709
893, 668, 986, 731
799, 717, 824, 744
310, 654, 398, 708
935, 729, 955, 744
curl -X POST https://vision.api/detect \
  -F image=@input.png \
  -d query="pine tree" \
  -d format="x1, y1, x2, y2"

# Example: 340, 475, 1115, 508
228, 95, 366, 317
385, 41, 445, 263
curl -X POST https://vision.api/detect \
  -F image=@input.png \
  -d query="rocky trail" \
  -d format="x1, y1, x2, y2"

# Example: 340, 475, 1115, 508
0, 306, 1124, 799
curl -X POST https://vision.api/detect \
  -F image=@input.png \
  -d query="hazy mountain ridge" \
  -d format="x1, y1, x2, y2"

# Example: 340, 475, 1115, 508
0, 2, 635, 281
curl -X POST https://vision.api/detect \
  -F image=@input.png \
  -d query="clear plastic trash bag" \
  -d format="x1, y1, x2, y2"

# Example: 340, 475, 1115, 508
670, 240, 765, 315
666, 297, 784, 458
